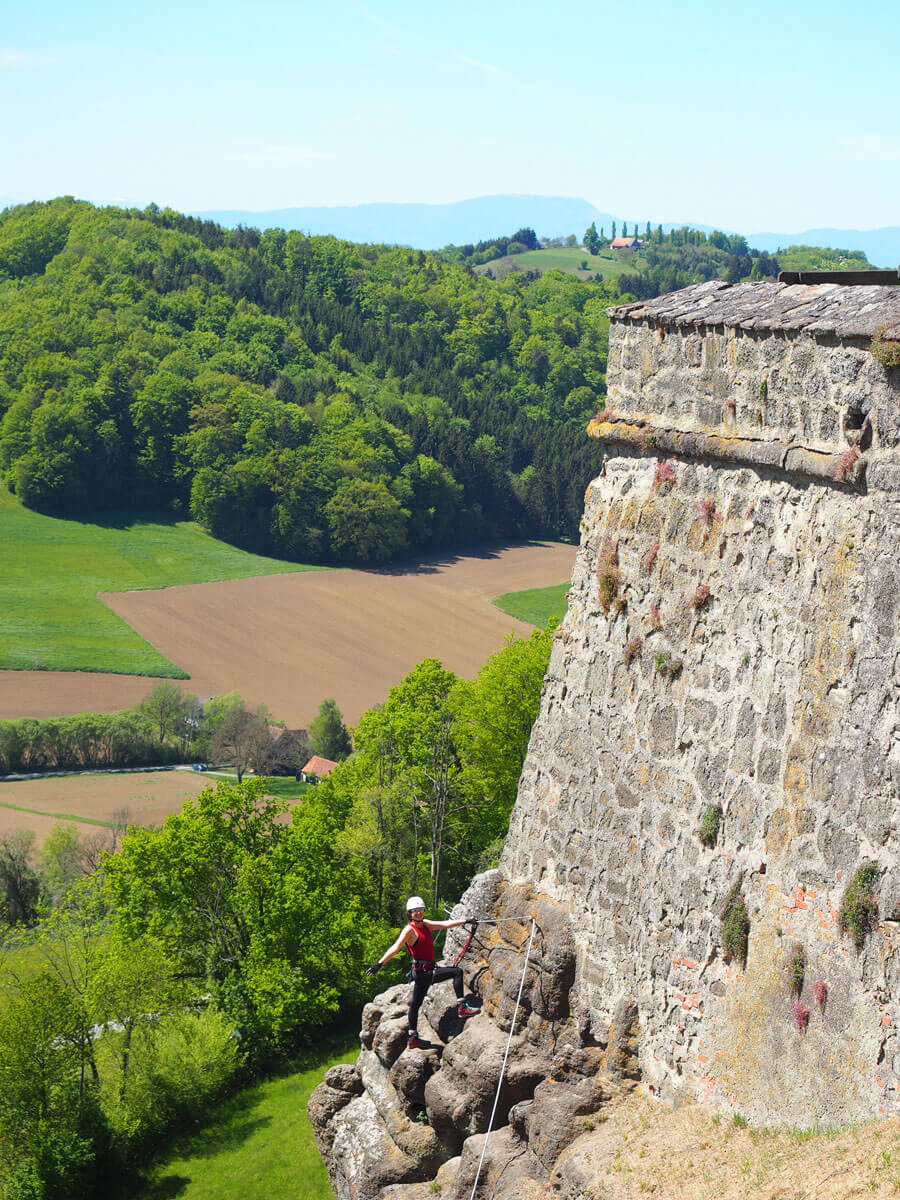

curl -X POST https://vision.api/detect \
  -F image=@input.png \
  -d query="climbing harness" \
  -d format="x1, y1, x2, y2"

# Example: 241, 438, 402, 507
467, 915, 538, 1200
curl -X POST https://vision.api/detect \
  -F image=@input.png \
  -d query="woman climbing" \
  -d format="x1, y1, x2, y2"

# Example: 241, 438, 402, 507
366, 895, 480, 1050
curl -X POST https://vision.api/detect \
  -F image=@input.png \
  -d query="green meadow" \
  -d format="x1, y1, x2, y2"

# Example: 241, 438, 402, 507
478, 245, 643, 280
0, 485, 319, 676
135, 1034, 358, 1200
493, 581, 570, 627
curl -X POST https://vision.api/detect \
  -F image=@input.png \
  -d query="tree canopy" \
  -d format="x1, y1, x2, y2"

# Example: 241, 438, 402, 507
0, 199, 611, 562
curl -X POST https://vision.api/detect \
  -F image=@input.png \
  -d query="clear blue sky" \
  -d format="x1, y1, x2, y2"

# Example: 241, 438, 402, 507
2, 0, 898, 232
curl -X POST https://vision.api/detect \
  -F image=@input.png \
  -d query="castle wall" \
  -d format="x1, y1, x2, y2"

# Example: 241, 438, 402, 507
502, 296, 900, 1127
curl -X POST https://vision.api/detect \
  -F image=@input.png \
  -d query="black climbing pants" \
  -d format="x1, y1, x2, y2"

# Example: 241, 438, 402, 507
408, 965, 464, 1033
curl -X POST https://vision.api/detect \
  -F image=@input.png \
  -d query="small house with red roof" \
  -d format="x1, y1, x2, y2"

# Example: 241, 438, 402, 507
610, 236, 642, 249
300, 755, 339, 783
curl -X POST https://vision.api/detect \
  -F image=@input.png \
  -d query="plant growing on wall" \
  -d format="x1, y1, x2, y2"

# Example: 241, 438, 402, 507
651, 459, 677, 494
698, 803, 723, 848
689, 584, 711, 611
792, 999, 810, 1034
787, 942, 805, 996
596, 539, 621, 614
839, 862, 880, 951
623, 636, 642, 666
648, 602, 662, 631
871, 327, 900, 370
812, 979, 827, 1008
722, 881, 750, 968
641, 541, 660, 573
654, 651, 682, 679
699, 497, 721, 535
833, 446, 859, 483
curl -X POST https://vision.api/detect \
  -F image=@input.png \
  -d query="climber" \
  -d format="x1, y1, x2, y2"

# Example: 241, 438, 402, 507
366, 896, 480, 1050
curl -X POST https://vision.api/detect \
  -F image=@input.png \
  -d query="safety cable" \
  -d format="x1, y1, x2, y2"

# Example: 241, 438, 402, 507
467, 915, 537, 1200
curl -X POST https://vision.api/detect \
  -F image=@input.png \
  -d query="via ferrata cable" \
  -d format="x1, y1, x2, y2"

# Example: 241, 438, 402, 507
467, 915, 537, 1200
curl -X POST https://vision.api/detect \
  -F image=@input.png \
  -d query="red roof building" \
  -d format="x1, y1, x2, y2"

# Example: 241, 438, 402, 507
300, 755, 339, 782
610, 236, 642, 249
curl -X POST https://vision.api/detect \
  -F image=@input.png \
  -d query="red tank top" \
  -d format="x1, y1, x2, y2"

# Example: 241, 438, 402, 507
406, 921, 435, 963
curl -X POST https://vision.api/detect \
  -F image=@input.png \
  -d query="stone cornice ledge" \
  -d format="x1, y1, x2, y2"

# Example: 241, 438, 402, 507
586, 415, 868, 488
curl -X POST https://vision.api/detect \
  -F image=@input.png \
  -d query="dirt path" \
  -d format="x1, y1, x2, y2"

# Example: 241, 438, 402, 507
0, 543, 575, 726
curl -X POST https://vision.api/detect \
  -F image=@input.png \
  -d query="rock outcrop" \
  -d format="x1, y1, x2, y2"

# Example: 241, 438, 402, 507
312, 280, 900, 1197
310, 874, 639, 1199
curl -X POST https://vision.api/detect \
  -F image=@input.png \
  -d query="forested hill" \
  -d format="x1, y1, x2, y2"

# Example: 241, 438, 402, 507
0, 198, 613, 564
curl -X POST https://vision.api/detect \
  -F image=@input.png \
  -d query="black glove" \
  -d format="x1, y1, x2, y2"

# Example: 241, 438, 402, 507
465, 918, 478, 930
365, 961, 382, 977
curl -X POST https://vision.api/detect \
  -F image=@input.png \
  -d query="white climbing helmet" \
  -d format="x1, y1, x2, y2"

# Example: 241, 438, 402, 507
406, 895, 426, 913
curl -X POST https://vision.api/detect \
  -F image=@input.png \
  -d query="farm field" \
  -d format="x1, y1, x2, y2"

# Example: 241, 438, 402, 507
0, 483, 320, 676
493, 581, 570, 627
477, 245, 644, 280
0, 769, 213, 845
0, 542, 577, 728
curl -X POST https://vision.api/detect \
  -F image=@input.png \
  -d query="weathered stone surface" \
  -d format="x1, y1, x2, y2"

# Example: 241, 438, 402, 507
509, 1043, 631, 1171
503, 296, 900, 1129
324, 1063, 364, 1094
442, 1126, 547, 1200
389, 1046, 442, 1113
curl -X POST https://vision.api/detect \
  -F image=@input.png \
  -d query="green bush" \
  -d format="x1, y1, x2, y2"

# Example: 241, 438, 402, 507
839, 862, 880, 951
722, 881, 750, 968
698, 804, 722, 848
99, 1008, 242, 1151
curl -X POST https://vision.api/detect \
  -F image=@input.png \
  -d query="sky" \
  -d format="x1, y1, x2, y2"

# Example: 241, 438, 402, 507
2, 0, 899, 233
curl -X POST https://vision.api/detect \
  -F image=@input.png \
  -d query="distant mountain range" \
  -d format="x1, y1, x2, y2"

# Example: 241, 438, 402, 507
746, 228, 898, 269
191, 195, 900, 268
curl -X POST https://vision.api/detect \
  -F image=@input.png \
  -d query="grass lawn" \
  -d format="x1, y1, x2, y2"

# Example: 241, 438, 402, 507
477, 246, 645, 281
135, 1033, 359, 1200
493, 581, 570, 627
200, 773, 310, 802
0, 484, 320, 676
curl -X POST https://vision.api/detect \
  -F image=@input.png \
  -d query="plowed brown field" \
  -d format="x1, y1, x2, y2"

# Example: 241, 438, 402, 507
0, 543, 575, 726
0, 769, 213, 845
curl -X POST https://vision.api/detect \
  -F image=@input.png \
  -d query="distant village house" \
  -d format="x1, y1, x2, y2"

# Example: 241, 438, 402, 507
610, 236, 642, 249
300, 755, 339, 784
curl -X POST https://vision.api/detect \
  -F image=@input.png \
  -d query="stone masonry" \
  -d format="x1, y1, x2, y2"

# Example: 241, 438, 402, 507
312, 280, 900, 1200
502, 279, 900, 1128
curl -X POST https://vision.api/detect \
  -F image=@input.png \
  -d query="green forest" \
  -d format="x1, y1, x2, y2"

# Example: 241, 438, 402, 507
0, 628, 551, 1198
0, 199, 613, 564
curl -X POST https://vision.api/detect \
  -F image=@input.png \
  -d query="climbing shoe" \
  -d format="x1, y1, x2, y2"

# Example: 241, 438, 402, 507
457, 1002, 480, 1018
407, 1034, 433, 1050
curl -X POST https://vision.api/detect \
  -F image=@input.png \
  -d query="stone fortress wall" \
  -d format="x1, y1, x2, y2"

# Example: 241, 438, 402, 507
311, 280, 900, 1200
502, 279, 900, 1127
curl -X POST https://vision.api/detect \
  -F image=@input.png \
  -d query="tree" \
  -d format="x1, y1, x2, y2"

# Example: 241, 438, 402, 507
309, 699, 352, 762
452, 626, 553, 843
371, 659, 461, 909
104, 779, 378, 1048
0, 830, 40, 925
209, 702, 269, 782
583, 222, 601, 255
0, 972, 102, 1198
564, 234, 577, 247
38, 824, 86, 905
324, 477, 409, 564
140, 680, 187, 744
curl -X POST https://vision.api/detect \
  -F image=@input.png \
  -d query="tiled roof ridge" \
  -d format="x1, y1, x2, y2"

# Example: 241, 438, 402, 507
607, 279, 900, 340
